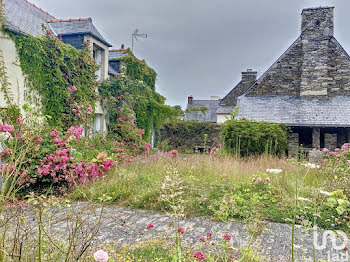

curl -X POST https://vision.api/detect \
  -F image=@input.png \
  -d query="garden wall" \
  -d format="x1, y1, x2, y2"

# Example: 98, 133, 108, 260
159, 121, 221, 150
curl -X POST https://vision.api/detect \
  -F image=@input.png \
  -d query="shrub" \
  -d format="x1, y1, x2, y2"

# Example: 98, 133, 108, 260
159, 121, 221, 151
221, 119, 288, 157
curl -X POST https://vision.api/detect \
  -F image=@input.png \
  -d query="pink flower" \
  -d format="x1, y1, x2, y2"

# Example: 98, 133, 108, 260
211, 241, 215, 246
221, 173, 227, 178
347, 160, 350, 164
146, 223, 154, 230
343, 143, 349, 149
87, 105, 93, 115
193, 251, 206, 261
256, 177, 262, 183
34, 136, 42, 144
177, 227, 185, 234
170, 149, 178, 157
0, 124, 13, 133
335, 148, 340, 152
342, 151, 348, 155
265, 177, 270, 182
223, 233, 231, 241
322, 148, 329, 153
16, 118, 23, 125
206, 232, 212, 239
50, 129, 60, 138
93, 250, 108, 262
336, 154, 341, 158
199, 236, 206, 242
68, 85, 77, 92
329, 152, 335, 156
210, 217, 215, 222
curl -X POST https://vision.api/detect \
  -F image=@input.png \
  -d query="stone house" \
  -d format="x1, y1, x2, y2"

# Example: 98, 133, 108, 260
0, 0, 124, 134
186, 7, 350, 152
183, 96, 221, 123
237, 7, 350, 152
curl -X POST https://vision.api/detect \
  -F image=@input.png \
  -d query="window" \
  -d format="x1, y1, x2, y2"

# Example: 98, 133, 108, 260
94, 113, 103, 133
93, 46, 103, 81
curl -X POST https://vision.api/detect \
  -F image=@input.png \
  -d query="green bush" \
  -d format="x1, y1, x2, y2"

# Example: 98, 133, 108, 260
222, 119, 288, 157
159, 121, 221, 150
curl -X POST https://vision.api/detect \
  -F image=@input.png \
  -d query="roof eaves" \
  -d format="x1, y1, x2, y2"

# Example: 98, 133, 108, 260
58, 32, 112, 47
3, 24, 29, 36
23, 0, 56, 19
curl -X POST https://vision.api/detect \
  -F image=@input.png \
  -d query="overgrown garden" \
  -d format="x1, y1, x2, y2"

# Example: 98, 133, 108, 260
0, 17, 349, 261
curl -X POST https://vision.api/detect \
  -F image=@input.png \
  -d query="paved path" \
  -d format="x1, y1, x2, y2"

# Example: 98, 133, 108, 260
12, 202, 349, 261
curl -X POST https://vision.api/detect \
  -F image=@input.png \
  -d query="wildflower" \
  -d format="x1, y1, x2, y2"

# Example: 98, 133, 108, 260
322, 148, 329, 153
68, 85, 77, 92
211, 241, 215, 246
329, 152, 335, 156
34, 136, 43, 144
199, 236, 206, 242
93, 250, 108, 262
335, 148, 340, 152
87, 105, 93, 115
221, 173, 227, 178
177, 227, 185, 234
320, 190, 332, 196
266, 168, 282, 174
170, 149, 178, 157
265, 177, 270, 182
0, 124, 13, 133
297, 197, 312, 202
343, 151, 348, 155
256, 177, 262, 183
193, 251, 206, 261
97, 152, 107, 160
210, 217, 215, 222
50, 128, 60, 138
302, 163, 320, 169
146, 223, 154, 230
223, 233, 231, 241
206, 232, 212, 239
16, 118, 23, 125
343, 143, 349, 149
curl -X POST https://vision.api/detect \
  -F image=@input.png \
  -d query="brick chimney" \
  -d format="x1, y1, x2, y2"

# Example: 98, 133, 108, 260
121, 44, 125, 50
300, 7, 334, 96
241, 69, 257, 85
188, 96, 193, 104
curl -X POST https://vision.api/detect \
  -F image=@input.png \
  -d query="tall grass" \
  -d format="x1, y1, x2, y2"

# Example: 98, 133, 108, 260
71, 154, 322, 219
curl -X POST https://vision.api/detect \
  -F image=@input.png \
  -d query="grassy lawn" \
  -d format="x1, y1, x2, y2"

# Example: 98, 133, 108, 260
71, 153, 338, 229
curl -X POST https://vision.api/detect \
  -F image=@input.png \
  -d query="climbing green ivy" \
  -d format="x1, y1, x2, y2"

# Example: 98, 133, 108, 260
100, 51, 177, 140
116, 50, 157, 90
8, 32, 98, 128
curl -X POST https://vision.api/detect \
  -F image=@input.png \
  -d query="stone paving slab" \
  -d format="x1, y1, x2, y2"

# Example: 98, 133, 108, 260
9, 202, 350, 262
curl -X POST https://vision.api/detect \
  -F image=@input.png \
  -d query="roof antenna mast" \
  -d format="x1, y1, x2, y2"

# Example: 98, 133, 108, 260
132, 29, 147, 52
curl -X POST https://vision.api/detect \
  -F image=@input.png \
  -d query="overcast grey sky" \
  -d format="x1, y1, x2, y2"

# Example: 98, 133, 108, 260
31, 0, 344, 108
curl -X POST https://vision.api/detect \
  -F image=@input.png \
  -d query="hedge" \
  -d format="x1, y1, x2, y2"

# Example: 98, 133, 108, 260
222, 119, 288, 157
159, 121, 221, 151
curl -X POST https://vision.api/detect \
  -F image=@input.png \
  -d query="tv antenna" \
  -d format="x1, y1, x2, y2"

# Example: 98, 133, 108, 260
132, 29, 147, 52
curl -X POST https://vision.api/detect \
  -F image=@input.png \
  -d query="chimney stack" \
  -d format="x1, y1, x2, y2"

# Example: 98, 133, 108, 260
188, 96, 193, 104
121, 44, 125, 50
301, 7, 334, 40
241, 69, 257, 84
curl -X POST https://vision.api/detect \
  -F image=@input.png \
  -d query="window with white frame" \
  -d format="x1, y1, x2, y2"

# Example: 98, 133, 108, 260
94, 113, 103, 133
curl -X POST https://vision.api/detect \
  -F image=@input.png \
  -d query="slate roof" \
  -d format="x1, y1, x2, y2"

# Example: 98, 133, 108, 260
183, 100, 221, 123
216, 106, 235, 114
109, 49, 128, 59
48, 19, 112, 47
237, 95, 350, 127
3, 0, 55, 36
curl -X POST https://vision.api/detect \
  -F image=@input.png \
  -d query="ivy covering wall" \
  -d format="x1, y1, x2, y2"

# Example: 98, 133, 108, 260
100, 50, 177, 140
8, 32, 98, 128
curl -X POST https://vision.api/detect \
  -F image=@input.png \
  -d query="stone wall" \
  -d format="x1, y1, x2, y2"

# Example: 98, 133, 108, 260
288, 132, 299, 157
324, 133, 337, 150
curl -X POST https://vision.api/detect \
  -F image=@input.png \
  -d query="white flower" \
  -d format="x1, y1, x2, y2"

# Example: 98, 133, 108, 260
297, 197, 312, 202
320, 190, 332, 196
266, 168, 283, 174
94, 250, 109, 262
302, 163, 320, 169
